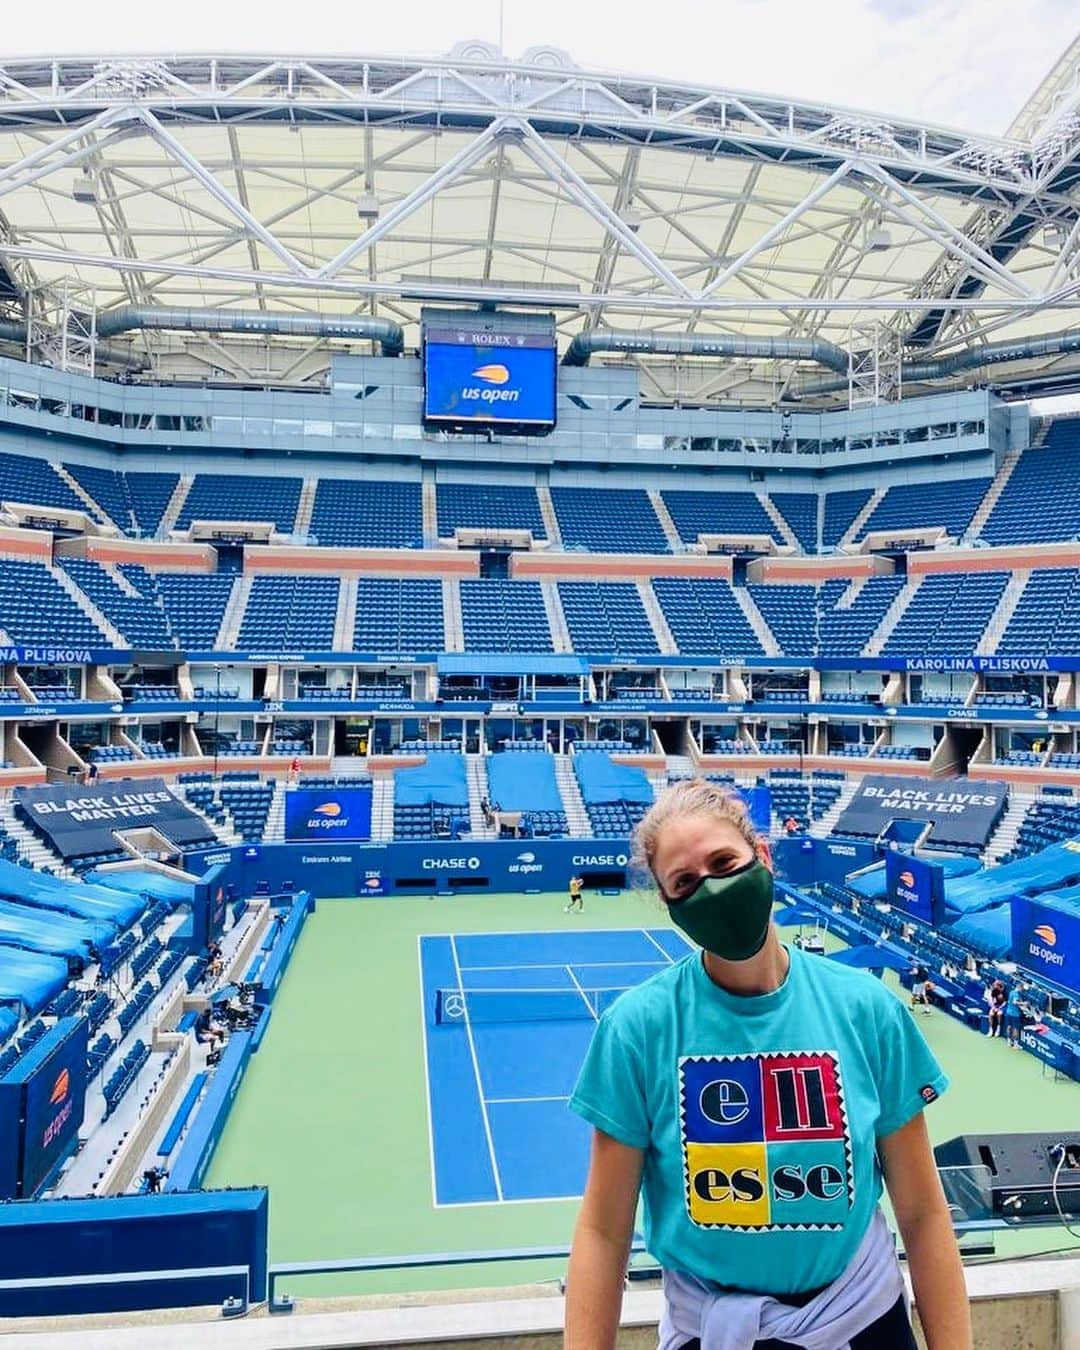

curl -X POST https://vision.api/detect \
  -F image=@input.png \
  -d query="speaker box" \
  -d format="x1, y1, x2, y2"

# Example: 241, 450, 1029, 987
935, 1133, 1080, 1217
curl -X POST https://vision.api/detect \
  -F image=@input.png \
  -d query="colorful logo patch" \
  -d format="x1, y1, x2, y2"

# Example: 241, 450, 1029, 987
679, 1052, 852, 1231
1033, 924, 1057, 947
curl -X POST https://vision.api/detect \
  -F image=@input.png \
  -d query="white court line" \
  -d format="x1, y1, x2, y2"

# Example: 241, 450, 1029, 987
486, 1094, 570, 1105
414, 935, 440, 1211
459, 959, 668, 972
642, 928, 676, 963
448, 932, 504, 1204
565, 964, 599, 1020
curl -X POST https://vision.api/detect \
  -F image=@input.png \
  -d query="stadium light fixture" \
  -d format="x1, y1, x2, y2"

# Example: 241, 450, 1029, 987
72, 168, 99, 205
619, 206, 645, 234
866, 225, 893, 253
355, 191, 380, 220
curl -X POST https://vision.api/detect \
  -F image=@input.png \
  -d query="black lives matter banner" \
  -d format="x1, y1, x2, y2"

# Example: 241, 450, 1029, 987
15, 780, 212, 860
835, 775, 1008, 849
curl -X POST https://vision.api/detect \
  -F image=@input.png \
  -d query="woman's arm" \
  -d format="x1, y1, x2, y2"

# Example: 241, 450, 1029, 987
564, 1128, 644, 1350
880, 1112, 972, 1350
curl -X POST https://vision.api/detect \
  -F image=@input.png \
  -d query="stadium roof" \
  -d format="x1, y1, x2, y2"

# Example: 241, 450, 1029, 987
0, 41, 1077, 402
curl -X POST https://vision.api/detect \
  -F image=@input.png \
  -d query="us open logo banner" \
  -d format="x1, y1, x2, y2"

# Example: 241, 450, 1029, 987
284, 786, 373, 842
679, 1052, 853, 1231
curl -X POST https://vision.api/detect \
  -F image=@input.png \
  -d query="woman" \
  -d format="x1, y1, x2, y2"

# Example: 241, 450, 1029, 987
565, 780, 970, 1350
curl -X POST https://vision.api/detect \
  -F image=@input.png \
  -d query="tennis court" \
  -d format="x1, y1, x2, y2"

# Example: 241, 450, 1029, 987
202, 893, 1079, 1297
420, 926, 691, 1204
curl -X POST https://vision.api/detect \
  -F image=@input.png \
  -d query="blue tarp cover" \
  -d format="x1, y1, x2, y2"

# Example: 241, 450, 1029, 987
848, 852, 981, 902
0, 944, 68, 1017
774, 904, 824, 926
486, 754, 564, 813
394, 752, 468, 808
827, 944, 910, 973
574, 752, 653, 806
949, 903, 1013, 958
84, 868, 193, 906
0, 860, 141, 930
0, 899, 102, 962
0, 1007, 16, 1045
945, 841, 1080, 915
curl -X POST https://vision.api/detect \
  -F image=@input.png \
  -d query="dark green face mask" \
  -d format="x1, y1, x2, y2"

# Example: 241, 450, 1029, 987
666, 858, 774, 961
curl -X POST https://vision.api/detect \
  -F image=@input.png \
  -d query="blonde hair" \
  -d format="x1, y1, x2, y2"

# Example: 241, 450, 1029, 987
631, 778, 760, 886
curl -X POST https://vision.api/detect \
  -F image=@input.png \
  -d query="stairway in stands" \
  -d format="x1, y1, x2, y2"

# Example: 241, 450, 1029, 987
466, 754, 497, 838
985, 791, 1034, 864
813, 779, 860, 836
0, 798, 67, 874
262, 782, 286, 842
370, 775, 395, 842
554, 755, 593, 837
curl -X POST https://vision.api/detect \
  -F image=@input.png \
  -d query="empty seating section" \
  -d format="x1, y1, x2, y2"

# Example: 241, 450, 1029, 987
558, 582, 657, 657
653, 578, 764, 657
817, 577, 904, 656
998, 569, 1080, 655
63, 465, 179, 536
551, 487, 668, 553
1007, 798, 1080, 861
220, 783, 273, 841
858, 478, 991, 541
770, 492, 817, 552
436, 483, 544, 538
236, 576, 339, 650
353, 579, 443, 654
60, 558, 174, 647
177, 474, 301, 533
882, 572, 1008, 656
747, 585, 816, 655
460, 580, 552, 652
768, 772, 843, 830
149, 572, 235, 649
983, 421, 1080, 545
309, 478, 423, 547
0, 560, 108, 645
0, 450, 83, 514
127, 472, 181, 536
822, 490, 872, 547
662, 490, 782, 546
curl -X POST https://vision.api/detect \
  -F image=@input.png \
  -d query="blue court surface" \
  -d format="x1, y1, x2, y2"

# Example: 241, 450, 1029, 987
419, 927, 690, 1205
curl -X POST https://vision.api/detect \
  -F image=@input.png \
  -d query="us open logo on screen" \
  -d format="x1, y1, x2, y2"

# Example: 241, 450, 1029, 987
472, 363, 510, 384
1033, 924, 1057, 947
679, 1052, 853, 1231
306, 801, 347, 830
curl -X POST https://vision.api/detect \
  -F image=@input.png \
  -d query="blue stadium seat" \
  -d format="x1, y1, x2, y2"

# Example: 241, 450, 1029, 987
436, 482, 545, 538
60, 558, 175, 648
661, 490, 783, 546
147, 571, 237, 649
882, 572, 1008, 656
652, 578, 764, 657
309, 478, 423, 547
177, 473, 301, 533
857, 478, 992, 542
235, 575, 339, 650
770, 492, 817, 552
558, 582, 658, 658
998, 568, 1080, 656
460, 580, 553, 652
353, 578, 444, 654
0, 560, 109, 646
550, 487, 668, 553
822, 489, 873, 547
983, 420, 1080, 545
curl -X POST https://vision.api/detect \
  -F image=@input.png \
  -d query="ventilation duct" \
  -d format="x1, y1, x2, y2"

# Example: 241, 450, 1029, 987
563, 327, 851, 375
795, 329, 1080, 398
95, 306, 405, 357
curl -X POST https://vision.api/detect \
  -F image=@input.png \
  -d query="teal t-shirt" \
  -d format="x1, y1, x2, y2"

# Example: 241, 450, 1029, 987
569, 944, 948, 1294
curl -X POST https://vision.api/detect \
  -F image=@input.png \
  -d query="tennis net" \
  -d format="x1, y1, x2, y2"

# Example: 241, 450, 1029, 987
433, 985, 631, 1025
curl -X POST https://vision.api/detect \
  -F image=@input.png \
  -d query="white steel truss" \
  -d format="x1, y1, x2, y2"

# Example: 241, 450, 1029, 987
0, 46, 1070, 399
